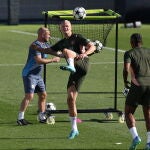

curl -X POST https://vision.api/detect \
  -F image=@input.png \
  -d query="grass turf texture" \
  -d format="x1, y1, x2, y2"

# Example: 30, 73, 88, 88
0, 24, 149, 149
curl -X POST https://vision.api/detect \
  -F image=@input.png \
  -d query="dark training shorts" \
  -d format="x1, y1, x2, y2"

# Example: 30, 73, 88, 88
67, 57, 90, 92
126, 83, 150, 107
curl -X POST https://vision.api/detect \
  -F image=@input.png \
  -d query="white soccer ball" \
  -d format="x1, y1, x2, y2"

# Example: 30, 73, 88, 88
104, 112, 113, 120
46, 102, 56, 111
46, 116, 55, 125
93, 40, 103, 53
73, 7, 86, 20
122, 87, 130, 97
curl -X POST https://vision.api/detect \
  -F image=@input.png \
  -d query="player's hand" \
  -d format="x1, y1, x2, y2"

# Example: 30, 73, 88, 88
51, 57, 60, 62
123, 81, 131, 97
124, 81, 131, 89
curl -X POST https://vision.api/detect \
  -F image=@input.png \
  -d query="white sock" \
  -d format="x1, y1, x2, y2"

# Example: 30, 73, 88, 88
67, 58, 74, 67
18, 112, 24, 120
70, 116, 78, 131
147, 132, 150, 144
129, 127, 138, 139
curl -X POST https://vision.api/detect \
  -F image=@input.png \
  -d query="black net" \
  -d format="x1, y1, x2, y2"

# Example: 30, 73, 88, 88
47, 18, 115, 46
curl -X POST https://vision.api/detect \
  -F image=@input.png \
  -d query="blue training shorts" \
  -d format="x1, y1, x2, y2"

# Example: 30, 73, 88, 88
23, 75, 46, 93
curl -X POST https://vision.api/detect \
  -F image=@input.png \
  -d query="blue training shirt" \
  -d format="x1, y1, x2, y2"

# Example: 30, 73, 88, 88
22, 40, 50, 77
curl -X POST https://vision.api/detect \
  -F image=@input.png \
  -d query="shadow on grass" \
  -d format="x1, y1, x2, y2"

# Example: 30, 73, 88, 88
47, 91, 123, 95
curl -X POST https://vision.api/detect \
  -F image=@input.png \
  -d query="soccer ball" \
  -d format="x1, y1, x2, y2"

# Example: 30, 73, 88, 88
73, 7, 86, 20
122, 87, 130, 97
104, 112, 113, 120
93, 40, 103, 53
46, 102, 56, 111
47, 116, 55, 125
118, 113, 125, 123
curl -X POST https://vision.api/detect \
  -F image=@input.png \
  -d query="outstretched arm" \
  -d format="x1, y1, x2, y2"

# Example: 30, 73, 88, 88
30, 43, 64, 58
34, 55, 60, 64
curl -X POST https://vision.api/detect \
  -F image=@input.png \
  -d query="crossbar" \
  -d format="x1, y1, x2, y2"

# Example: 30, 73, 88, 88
42, 9, 121, 19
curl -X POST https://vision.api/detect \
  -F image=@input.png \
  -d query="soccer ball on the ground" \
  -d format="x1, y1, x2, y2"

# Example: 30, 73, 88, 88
46, 116, 55, 125
93, 40, 103, 53
46, 102, 56, 111
73, 7, 86, 20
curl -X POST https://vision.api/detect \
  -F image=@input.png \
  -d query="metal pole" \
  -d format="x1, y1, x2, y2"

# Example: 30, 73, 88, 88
114, 19, 119, 110
44, 12, 48, 85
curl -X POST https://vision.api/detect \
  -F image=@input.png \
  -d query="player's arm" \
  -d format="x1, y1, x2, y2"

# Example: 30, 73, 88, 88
34, 55, 60, 64
78, 42, 95, 59
30, 43, 64, 58
85, 42, 96, 55
123, 62, 131, 88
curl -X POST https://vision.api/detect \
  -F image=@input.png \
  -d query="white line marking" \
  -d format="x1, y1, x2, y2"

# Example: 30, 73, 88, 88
0, 64, 24, 66
9, 30, 60, 41
104, 46, 125, 53
10, 30, 37, 36
115, 142, 122, 145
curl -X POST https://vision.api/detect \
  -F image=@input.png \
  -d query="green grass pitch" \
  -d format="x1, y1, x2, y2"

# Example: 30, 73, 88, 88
0, 23, 149, 149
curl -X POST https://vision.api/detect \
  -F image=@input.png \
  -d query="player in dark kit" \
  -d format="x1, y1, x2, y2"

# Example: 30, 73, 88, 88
123, 33, 150, 150
31, 20, 96, 139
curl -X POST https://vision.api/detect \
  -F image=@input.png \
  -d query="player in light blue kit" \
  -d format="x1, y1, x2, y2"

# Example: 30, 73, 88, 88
17, 27, 60, 125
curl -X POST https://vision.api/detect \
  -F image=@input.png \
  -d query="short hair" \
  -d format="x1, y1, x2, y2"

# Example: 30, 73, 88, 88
37, 27, 49, 35
130, 33, 142, 44
59, 20, 72, 32
60, 20, 71, 25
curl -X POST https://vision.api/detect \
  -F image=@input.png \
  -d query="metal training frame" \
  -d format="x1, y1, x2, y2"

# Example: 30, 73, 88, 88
42, 9, 124, 122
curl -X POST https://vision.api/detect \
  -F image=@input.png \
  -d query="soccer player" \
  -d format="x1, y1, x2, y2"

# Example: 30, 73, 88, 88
17, 27, 60, 125
123, 33, 150, 150
31, 20, 95, 139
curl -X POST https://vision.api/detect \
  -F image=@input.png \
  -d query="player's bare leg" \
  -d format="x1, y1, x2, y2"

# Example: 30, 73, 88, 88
143, 106, 150, 149
67, 85, 79, 139
17, 93, 34, 125
37, 92, 47, 123
125, 105, 141, 149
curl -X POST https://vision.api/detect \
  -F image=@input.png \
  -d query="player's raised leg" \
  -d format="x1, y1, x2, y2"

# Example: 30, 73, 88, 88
60, 48, 76, 73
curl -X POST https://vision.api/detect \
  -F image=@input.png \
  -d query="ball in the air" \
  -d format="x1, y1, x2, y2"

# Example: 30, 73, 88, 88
73, 7, 86, 20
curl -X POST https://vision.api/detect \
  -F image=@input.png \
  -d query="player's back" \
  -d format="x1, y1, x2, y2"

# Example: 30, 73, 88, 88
131, 47, 150, 85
